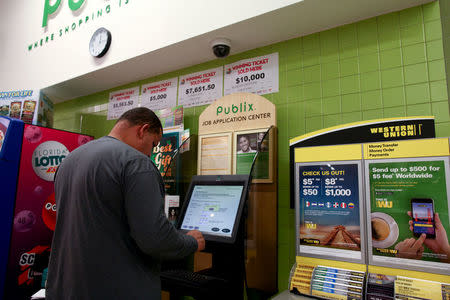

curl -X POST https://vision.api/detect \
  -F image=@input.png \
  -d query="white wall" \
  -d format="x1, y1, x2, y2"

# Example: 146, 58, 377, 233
0, 0, 299, 91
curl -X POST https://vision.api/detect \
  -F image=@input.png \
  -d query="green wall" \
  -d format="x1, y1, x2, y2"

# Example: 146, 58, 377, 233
440, 0, 450, 117
54, 1, 449, 292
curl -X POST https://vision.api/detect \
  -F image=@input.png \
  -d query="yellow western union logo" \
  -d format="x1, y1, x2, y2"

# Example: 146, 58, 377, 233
370, 125, 419, 138
376, 201, 393, 208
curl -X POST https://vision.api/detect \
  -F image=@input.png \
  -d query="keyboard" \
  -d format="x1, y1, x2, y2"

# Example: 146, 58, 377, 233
161, 269, 227, 288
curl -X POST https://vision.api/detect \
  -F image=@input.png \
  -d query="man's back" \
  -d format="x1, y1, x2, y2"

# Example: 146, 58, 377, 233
46, 136, 196, 299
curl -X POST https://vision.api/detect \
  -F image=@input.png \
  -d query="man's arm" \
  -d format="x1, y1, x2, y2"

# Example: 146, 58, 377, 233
123, 160, 199, 260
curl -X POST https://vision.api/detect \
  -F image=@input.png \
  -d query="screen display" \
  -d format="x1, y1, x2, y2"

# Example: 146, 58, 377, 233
0, 117, 10, 153
412, 201, 435, 235
180, 185, 244, 237
412, 202, 434, 235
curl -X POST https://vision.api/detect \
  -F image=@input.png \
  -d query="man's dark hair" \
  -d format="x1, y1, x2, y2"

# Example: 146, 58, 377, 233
117, 107, 162, 134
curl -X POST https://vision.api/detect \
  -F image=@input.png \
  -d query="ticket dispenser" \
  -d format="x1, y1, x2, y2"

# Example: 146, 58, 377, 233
161, 174, 250, 300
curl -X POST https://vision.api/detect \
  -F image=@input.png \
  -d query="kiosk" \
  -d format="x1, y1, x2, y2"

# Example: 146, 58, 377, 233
161, 174, 250, 300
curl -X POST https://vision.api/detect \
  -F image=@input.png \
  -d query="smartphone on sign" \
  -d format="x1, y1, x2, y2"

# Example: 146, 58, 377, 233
411, 198, 435, 239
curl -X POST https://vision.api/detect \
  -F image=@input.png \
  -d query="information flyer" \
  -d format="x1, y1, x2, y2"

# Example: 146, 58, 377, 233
199, 135, 231, 175
107, 86, 139, 120
298, 163, 361, 258
140, 78, 177, 111
367, 158, 450, 269
224, 52, 279, 96
395, 276, 443, 300
177, 67, 223, 108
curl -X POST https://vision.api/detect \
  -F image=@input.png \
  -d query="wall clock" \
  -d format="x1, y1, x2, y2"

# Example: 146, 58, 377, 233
89, 27, 112, 58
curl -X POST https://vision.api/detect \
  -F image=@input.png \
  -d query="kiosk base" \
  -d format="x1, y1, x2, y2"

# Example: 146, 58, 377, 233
161, 239, 245, 299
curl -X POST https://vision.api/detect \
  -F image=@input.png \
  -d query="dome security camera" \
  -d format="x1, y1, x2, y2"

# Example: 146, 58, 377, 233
210, 38, 231, 58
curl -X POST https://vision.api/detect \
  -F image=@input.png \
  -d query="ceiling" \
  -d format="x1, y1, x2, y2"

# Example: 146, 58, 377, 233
43, 0, 434, 104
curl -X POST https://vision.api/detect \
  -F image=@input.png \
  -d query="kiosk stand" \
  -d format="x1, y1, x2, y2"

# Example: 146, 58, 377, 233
161, 174, 250, 300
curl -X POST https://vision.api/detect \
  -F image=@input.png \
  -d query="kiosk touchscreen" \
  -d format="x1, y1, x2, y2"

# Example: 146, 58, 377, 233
178, 174, 250, 244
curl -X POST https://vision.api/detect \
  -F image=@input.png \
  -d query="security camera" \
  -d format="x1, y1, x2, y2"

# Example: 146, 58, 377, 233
211, 38, 231, 58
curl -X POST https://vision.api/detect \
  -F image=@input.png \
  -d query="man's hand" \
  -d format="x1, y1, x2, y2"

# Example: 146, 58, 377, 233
187, 230, 205, 251
408, 211, 450, 262
394, 234, 426, 259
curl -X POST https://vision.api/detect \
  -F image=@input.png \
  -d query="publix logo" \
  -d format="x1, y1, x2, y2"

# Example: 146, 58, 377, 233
216, 102, 254, 116
42, 0, 86, 27
32, 141, 69, 181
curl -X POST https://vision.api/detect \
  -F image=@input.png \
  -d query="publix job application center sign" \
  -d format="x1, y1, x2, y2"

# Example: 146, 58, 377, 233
198, 92, 276, 135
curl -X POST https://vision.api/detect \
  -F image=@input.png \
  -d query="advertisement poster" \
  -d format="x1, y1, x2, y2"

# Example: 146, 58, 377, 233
235, 129, 271, 181
298, 163, 362, 259
107, 86, 139, 120
140, 78, 178, 111
150, 132, 179, 195
235, 132, 258, 175
367, 158, 450, 271
154, 105, 184, 132
224, 52, 279, 96
0, 90, 51, 126
177, 67, 223, 108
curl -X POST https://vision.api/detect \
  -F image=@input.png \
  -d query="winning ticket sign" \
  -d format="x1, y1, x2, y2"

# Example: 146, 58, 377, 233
141, 78, 177, 111
178, 67, 223, 108
107, 87, 139, 120
224, 53, 279, 96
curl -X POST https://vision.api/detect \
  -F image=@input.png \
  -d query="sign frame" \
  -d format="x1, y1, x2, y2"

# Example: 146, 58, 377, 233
295, 160, 366, 265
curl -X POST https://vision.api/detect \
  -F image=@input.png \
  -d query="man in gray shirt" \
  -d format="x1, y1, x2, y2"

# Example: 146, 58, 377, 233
46, 107, 204, 299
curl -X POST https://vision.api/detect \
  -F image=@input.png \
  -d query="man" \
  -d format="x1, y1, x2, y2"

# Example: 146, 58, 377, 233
46, 107, 204, 299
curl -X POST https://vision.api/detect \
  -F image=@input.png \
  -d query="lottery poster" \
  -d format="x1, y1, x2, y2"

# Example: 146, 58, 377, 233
177, 67, 223, 108
140, 78, 177, 111
297, 163, 363, 260
107, 86, 139, 120
224, 52, 279, 96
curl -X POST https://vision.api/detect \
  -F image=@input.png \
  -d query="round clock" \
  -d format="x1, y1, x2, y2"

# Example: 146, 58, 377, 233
89, 27, 112, 58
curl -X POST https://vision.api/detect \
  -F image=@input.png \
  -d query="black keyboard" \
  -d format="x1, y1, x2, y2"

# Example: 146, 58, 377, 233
161, 269, 226, 287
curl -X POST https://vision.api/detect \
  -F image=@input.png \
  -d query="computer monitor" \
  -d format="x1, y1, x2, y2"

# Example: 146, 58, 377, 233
178, 175, 250, 244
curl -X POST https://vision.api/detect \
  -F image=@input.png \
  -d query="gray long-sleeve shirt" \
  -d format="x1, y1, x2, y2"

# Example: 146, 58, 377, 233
46, 136, 197, 300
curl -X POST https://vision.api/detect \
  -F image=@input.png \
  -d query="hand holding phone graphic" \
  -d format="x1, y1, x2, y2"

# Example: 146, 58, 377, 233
410, 198, 435, 239
407, 203, 450, 263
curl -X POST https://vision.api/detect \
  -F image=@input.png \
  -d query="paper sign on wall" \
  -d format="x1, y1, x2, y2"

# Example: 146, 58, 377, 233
140, 78, 178, 111
224, 53, 279, 96
178, 67, 223, 108
107, 87, 139, 120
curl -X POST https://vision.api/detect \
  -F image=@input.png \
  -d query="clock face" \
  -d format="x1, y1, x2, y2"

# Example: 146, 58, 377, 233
89, 28, 111, 58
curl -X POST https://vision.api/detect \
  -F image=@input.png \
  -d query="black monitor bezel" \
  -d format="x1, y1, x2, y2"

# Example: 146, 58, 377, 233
177, 174, 250, 244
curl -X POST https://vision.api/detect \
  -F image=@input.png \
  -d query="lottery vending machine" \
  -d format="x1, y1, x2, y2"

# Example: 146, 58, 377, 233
0, 116, 93, 300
